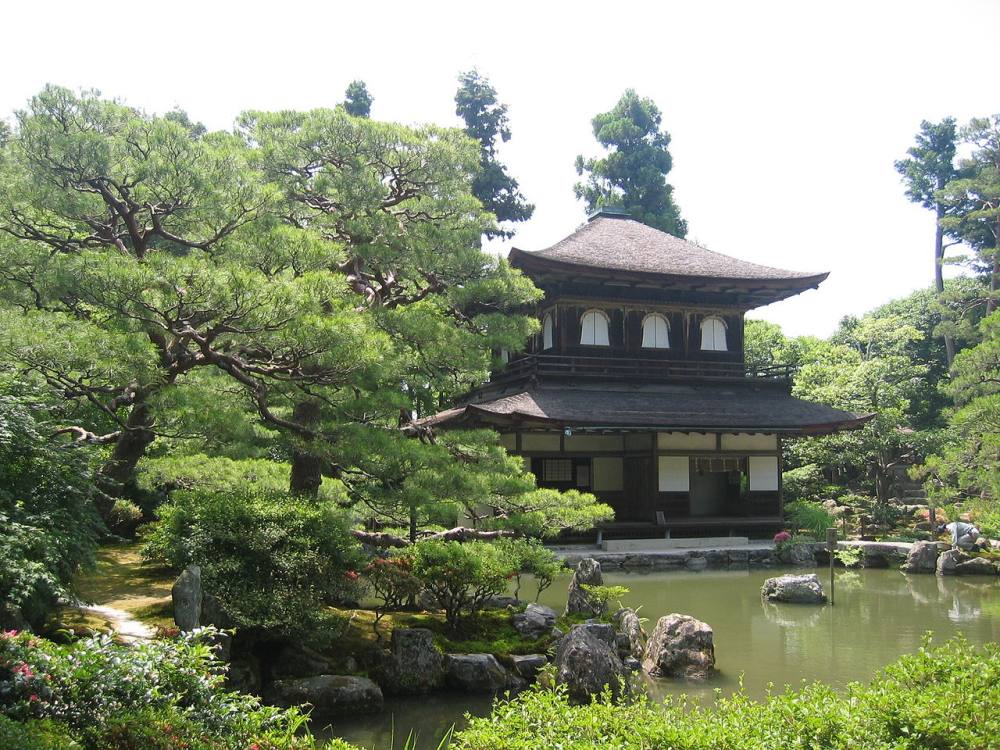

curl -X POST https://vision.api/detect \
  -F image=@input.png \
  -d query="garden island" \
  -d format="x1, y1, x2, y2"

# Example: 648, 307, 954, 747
0, 75, 998, 750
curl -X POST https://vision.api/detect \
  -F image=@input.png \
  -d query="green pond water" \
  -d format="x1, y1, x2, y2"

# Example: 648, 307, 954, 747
321, 566, 1000, 748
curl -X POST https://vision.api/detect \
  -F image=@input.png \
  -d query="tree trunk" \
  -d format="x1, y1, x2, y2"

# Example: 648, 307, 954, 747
934, 209, 956, 366
98, 398, 156, 508
288, 400, 323, 496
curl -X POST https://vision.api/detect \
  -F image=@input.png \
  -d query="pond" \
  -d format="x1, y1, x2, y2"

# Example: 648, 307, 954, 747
321, 566, 1000, 748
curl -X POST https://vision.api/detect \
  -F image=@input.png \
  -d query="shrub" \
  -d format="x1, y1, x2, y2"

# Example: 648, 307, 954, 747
782, 464, 827, 501
0, 629, 318, 749
785, 500, 836, 540
580, 585, 630, 618
104, 498, 144, 538
362, 554, 423, 642
142, 489, 362, 635
453, 636, 1000, 750
0, 395, 101, 629
495, 538, 563, 601
407, 540, 516, 631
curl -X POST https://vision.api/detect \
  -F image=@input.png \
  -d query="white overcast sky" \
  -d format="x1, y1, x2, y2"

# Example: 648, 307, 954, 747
3, 0, 998, 337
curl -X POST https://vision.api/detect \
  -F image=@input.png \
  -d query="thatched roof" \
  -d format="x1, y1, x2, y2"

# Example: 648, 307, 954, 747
509, 213, 827, 288
417, 383, 870, 435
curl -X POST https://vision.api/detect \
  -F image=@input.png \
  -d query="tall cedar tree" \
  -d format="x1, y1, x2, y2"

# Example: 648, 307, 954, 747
939, 116, 1000, 315
575, 89, 686, 237
343, 80, 373, 118
455, 70, 534, 240
895, 118, 960, 363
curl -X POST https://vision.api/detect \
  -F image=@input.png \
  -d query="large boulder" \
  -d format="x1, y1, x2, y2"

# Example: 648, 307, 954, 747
172, 565, 202, 631
226, 654, 261, 694
761, 574, 827, 604
612, 608, 645, 660
373, 628, 445, 695
554, 624, 627, 703
900, 541, 940, 573
270, 643, 338, 681
788, 543, 818, 567
936, 548, 968, 576
267, 675, 383, 716
444, 653, 513, 692
566, 558, 604, 617
641, 614, 715, 678
955, 557, 998, 576
513, 603, 558, 639
509, 654, 547, 681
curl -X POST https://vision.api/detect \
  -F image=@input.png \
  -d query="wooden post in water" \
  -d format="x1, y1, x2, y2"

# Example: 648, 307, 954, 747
826, 527, 838, 605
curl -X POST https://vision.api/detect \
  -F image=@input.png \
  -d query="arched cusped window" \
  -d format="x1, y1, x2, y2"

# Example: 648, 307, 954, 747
641, 313, 670, 349
700, 316, 728, 351
542, 313, 554, 350
580, 309, 610, 346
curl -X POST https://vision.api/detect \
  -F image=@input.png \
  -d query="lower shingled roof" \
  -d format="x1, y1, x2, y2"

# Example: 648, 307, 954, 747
417, 383, 870, 435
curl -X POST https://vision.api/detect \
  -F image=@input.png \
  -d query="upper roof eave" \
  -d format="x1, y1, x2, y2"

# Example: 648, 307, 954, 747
508, 247, 829, 291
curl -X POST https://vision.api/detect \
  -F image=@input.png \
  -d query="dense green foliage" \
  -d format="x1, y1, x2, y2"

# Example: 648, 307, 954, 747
574, 89, 686, 236
142, 489, 362, 635
0, 629, 318, 750
455, 69, 534, 239
407, 540, 515, 631
921, 309, 1000, 509
0, 85, 546, 523
453, 637, 999, 750
0, 391, 100, 629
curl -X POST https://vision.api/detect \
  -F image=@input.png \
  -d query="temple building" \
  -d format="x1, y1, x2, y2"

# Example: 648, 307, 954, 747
421, 208, 868, 538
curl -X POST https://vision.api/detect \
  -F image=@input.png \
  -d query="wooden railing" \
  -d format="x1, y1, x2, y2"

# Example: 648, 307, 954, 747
495, 354, 794, 384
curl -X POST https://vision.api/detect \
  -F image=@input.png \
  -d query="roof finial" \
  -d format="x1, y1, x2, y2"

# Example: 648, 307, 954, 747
587, 204, 631, 222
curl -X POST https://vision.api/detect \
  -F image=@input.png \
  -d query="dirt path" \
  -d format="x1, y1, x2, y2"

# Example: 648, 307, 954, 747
62, 544, 175, 638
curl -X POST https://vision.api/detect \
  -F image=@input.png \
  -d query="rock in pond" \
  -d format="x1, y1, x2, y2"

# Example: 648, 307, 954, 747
373, 627, 444, 695
642, 614, 715, 678
936, 548, 967, 576
900, 541, 940, 573
444, 653, 512, 692
612, 607, 645, 660
513, 602, 558, 639
555, 624, 627, 703
509, 653, 547, 681
566, 558, 604, 617
761, 573, 827, 604
267, 675, 383, 716
172, 565, 202, 631
955, 556, 998, 576
270, 642, 338, 681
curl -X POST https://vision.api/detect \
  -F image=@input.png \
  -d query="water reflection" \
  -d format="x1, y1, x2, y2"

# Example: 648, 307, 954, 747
326, 567, 999, 747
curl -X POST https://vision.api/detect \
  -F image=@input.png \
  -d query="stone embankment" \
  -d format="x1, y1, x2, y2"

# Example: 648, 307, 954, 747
556, 539, 998, 575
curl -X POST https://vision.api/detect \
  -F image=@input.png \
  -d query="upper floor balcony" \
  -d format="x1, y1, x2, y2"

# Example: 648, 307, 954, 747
493, 353, 795, 386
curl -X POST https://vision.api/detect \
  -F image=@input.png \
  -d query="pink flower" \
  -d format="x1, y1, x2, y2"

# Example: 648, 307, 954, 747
14, 662, 34, 679
28, 694, 39, 702
773, 531, 792, 544
1, 630, 18, 639
345, 570, 359, 581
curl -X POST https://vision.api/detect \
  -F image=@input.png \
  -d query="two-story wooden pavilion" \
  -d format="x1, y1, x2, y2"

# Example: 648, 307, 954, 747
420, 208, 868, 538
